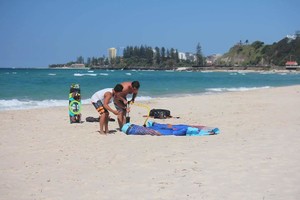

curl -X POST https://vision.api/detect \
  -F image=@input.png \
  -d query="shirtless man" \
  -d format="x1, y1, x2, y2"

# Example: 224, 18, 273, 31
114, 81, 140, 129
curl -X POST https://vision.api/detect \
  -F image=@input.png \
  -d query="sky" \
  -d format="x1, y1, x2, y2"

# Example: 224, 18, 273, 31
0, 0, 299, 68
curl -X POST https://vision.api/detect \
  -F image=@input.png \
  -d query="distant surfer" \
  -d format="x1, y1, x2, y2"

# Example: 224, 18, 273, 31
114, 81, 140, 129
91, 84, 125, 134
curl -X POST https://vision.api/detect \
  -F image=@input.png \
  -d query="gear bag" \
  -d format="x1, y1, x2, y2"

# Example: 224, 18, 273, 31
149, 109, 171, 119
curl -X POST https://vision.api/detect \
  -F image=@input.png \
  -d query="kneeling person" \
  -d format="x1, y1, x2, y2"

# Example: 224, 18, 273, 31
91, 84, 123, 134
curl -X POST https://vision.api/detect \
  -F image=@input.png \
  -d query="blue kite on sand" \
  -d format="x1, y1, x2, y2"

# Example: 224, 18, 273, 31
121, 121, 220, 136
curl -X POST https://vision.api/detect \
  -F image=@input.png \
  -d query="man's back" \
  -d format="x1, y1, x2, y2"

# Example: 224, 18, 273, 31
119, 82, 133, 97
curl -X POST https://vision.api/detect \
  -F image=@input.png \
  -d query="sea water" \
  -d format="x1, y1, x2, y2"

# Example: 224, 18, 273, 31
1, 68, 300, 111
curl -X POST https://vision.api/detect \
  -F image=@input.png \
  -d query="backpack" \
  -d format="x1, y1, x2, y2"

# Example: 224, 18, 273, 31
149, 109, 171, 119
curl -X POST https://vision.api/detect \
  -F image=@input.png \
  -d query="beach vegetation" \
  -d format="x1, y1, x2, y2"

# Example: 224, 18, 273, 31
196, 42, 205, 66
49, 34, 300, 70
219, 36, 300, 67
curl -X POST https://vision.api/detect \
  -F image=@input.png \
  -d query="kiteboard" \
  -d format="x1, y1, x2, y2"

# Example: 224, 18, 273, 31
69, 83, 81, 123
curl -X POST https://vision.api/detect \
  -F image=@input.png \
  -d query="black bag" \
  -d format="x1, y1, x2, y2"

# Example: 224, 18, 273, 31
86, 116, 115, 122
149, 109, 171, 119
86, 117, 99, 122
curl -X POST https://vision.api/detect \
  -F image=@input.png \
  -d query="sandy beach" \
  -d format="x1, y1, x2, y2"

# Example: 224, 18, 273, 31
0, 85, 300, 200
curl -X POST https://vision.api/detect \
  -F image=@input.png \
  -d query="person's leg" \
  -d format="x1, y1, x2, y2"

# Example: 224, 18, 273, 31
105, 113, 110, 133
104, 112, 109, 133
117, 111, 125, 129
114, 100, 126, 129
99, 113, 106, 134
93, 101, 106, 134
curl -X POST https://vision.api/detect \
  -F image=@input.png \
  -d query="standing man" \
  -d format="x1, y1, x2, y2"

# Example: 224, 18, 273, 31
114, 81, 140, 129
91, 84, 124, 134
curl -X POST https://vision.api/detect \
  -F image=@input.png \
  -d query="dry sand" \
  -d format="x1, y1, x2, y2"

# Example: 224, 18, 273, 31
0, 85, 300, 200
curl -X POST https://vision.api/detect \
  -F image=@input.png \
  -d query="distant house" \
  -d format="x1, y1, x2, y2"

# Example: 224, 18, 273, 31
70, 63, 85, 68
285, 61, 298, 66
206, 54, 222, 66
285, 61, 299, 70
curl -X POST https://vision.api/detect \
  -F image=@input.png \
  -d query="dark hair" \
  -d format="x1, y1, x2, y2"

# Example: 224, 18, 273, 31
132, 81, 140, 89
114, 84, 123, 92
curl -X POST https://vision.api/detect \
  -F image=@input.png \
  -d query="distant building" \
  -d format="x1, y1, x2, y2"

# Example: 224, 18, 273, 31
185, 52, 196, 62
108, 48, 117, 60
178, 52, 187, 60
206, 54, 222, 65
285, 61, 299, 70
70, 63, 85, 68
285, 61, 298, 66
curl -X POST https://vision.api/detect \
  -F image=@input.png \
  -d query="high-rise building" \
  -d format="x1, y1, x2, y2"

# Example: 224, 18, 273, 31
108, 48, 117, 60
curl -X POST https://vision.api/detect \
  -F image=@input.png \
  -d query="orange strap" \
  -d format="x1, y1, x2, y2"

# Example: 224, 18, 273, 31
97, 106, 105, 114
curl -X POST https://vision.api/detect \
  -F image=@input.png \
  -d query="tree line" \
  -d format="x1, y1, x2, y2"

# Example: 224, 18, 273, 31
49, 33, 300, 69
49, 43, 205, 69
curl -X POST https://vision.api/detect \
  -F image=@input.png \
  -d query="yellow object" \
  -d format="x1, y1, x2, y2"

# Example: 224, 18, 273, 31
132, 103, 151, 126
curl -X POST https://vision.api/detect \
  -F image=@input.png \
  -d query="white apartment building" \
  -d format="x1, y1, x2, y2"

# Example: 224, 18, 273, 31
108, 48, 117, 60
178, 52, 187, 60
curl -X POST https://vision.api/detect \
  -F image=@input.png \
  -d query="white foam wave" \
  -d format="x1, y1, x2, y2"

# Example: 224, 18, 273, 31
0, 99, 68, 111
125, 73, 132, 75
74, 73, 97, 76
99, 73, 109, 76
279, 73, 287, 75
48, 73, 56, 76
206, 86, 271, 93
200, 71, 213, 73
0, 96, 152, 111
135, 96, 152, 101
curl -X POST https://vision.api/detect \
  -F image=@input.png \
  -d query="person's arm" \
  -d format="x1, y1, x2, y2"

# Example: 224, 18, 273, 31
103, 92, 119, 115
113, 94, 127, 110
118, 95, 128, 105
131, 92, 137, 103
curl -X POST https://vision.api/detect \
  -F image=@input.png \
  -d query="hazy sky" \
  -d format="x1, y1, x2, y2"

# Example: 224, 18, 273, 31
0, 0, 299, 68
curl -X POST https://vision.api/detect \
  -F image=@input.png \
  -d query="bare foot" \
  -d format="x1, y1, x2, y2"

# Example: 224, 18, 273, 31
98, 130, 107, 135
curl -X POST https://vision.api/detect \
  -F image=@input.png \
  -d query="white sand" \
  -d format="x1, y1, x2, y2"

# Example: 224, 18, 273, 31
0, 85, 300, 200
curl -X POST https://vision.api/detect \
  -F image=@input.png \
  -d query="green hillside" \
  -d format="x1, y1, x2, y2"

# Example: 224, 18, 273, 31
219, 36, 300, 67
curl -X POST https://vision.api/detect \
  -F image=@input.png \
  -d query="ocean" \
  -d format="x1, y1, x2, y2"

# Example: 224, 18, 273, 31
1, 68, 300, 111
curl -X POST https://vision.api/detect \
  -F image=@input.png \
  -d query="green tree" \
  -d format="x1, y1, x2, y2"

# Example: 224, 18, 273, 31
251, 41, 264, 50
170, 48, 175, 59
155, 47, 161, 65
166, 49, 170, 59
77, 56, 84, 64
87, 57, 91, 66
196, 43, 204, 66
91, 57, 98, 66
175, 49, 179, 63
145, 46, 154, 65
161, 47, 166, 62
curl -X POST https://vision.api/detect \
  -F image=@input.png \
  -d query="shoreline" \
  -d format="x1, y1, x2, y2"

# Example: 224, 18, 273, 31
1, 85, 300, 199
0, 85, 295, 112
55, 68, 300, 74
3, 67, 300, 74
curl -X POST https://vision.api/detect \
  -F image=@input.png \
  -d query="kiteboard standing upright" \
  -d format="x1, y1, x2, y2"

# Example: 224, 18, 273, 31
69, 83, 81, 123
